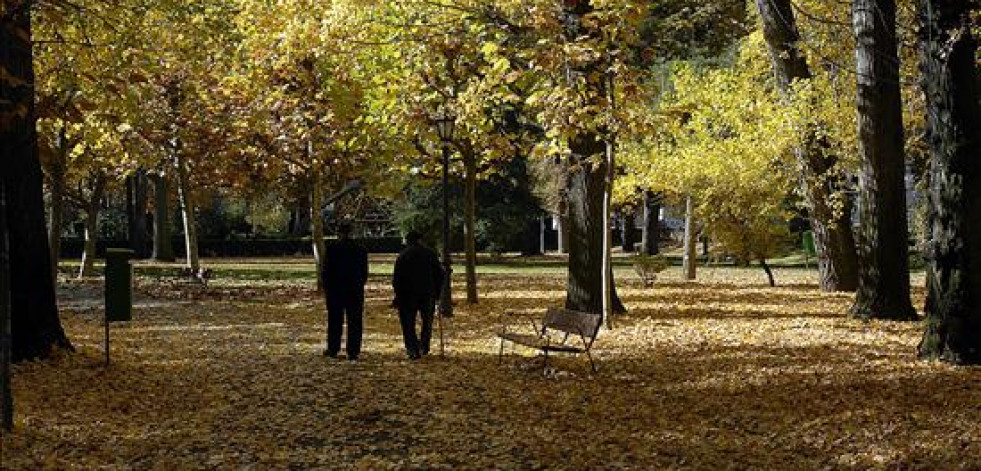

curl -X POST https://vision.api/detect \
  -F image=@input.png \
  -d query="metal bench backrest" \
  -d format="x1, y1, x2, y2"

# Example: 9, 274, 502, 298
542, 307, 602, 340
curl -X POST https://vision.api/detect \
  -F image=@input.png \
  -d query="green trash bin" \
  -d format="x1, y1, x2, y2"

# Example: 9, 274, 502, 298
105, 248, 135, 322
802, 230, 817, 257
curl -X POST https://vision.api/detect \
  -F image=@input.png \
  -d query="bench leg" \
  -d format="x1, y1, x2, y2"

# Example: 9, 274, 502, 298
498, 338, 505, 365
542, 349, 549, 376
586, 350, 596, 373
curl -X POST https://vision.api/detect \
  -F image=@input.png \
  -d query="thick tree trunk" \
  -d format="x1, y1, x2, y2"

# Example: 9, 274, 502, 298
565, 137, 625, 314
756, 0, 859, 292
47, 125, 68, 282
463, 151, 478, 304
916, 0, 981, 364
174, 147, 199, 272
641, 191, 660, 255
127, 170, 148, 258
78, 176, 106, 278
682, 195, 697, 280
850, 0, 917, 320
1, 180, 13, 431
520, 218, 543, 256
310, 166, 326, 293
1, 6, 73, 361
150, 173, 174, 261
562, 0, 624, 316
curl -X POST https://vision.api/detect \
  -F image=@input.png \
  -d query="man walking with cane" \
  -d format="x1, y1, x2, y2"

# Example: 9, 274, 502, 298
392, 231, 443, 360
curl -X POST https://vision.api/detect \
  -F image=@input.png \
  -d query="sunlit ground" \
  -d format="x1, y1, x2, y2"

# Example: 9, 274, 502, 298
2, 258, 978, 470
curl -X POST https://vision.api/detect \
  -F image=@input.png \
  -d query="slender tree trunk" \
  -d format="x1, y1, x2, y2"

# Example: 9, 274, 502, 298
916, 0, 981, 364
1, 180, 13, 431
641, 191, 660, 255
683, 195, 697, 280
47, 125, 68, 282
556, 159, 571, 255
539, 216, 546, 254
290, 205, 311, 236
601, 139, 616, 326
78, 176, 106, 278
463, 151, 478, 304
1, 5, 73, 361
310, 164, 326, 293
150, 173, 174, 261
174, 147, 199, 272
556, 210, 568, 254
850, 0, 917, 320
127, 170, 148, 258
761, 258, 775, 287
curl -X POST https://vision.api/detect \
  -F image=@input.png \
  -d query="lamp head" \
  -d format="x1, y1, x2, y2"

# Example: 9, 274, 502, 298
434, 112, 455, 143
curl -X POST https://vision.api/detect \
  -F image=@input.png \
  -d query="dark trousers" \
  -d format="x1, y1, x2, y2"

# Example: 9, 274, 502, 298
398, 297, 435, 357
326, 293, 364, 358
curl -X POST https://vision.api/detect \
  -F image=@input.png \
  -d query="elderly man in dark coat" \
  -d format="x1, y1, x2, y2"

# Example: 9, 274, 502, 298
321, 221, 368, 361
392, 231, 444, 359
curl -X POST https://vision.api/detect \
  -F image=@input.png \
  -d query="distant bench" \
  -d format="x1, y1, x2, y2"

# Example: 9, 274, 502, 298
497, 307, 602, 374
176, 267, 213, 286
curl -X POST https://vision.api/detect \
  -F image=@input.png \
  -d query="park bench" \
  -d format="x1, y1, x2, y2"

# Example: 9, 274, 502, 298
497, 307, 602, 374
176, 267, 213, 286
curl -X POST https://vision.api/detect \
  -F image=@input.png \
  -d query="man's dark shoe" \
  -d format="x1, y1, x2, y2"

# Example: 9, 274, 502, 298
323, 350, 338, 358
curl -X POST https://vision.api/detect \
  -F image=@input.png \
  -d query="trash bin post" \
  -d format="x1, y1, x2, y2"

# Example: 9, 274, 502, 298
104, 248, 135, 365
802, 231, 816, 269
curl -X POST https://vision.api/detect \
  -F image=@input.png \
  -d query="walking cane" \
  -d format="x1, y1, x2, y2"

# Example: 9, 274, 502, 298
437, 302, 445, 357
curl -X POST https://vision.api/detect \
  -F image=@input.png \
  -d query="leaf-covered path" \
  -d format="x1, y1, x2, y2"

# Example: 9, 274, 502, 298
3, 265, 980, 469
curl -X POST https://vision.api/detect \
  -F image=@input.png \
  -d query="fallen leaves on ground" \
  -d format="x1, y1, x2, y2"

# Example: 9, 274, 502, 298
2, 266, 979, 470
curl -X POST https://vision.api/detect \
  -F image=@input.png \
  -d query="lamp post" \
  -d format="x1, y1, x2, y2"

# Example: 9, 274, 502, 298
434, 112, 455, 320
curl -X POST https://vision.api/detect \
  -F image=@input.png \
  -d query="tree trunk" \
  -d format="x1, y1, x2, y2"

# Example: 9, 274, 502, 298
463, 150, 478, 304
127, 170, 148, 258
641, 191, 660, 255
621, 211, 636, 253
79, 176, 106, 278
1, 6, 73, 361
150, 173, 174, 261
916, 0, 981, 364
683, 195, 697, 280
556, 209, 569, 254
761, 258, 775, 287
289, 206, 311, 236
562, 0, 624, 316
310, 167, 326, 293
174, 144, 199, 272
1, 179, 14, 431
756, 0, 859, 292
556, 162, 571, 255
850, 0, 917, 320
539, 216, 546, 254
47, 124, 68, 283
564, 137, 625, 314
520, 218, 543, 256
